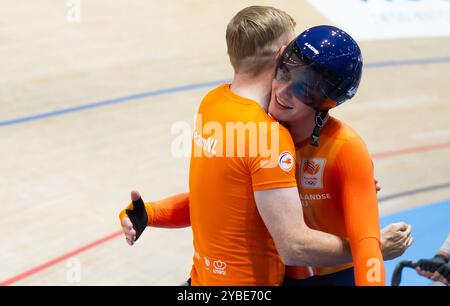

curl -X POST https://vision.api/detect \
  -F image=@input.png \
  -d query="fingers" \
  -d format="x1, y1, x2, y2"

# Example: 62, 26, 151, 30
402, 223, 412, 235
405, 235, 413, 247
383, 222, 401, 233
406, 237, 414, 248
392, 236, 413, 259
431, 271, 440, 281
431, 272, 444, 282
130, 190, 145, 214
121, 217, 137, 245
125, 231, 136, 245
432, 272, 449, 285
391, 222, 412, 242
397, 237, 413, 258
434, 264, 450, 285
131, 190, 141, 202
401, 224, 412, 245
130, 228, 137, 241
416, 268, 429, 278
382, 222, 411, 241
126, 226, 136, 242
416, 268, 434, 280
393, 222, 408, 231
122, 218, 137, 240
416, 267, 425, 276
374, 178, 381, 192
122, 217, 133, 230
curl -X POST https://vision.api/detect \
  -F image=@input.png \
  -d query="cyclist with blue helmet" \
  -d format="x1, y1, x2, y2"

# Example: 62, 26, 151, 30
269, 25, 389, 286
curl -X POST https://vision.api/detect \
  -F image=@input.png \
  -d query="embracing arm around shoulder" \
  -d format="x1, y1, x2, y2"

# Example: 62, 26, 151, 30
254, 187, 351, 267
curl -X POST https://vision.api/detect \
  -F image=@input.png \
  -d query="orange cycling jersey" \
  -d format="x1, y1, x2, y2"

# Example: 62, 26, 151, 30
120, 111, 385, 285
120, 84, 297, 285
286, 117, 385, 285
188, 84, 297, 285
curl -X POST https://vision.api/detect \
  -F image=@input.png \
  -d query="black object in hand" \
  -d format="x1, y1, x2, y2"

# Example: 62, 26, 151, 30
126, 196, 148, 241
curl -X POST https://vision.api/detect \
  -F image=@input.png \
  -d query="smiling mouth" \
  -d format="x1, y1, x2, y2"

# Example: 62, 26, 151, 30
275, 96, 294, 110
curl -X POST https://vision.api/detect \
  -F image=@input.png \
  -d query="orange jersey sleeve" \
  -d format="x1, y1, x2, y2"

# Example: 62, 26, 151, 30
333, 137, 385, 286
249, 124, 297, 191
119, 193, 190, 228
150, 193, 191, 228
350, 237, 385, 286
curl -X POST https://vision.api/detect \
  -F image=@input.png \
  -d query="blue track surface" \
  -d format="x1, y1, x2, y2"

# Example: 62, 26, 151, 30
381, 199, 450, 286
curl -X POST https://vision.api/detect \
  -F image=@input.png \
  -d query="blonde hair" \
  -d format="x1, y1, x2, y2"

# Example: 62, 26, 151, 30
226, 6, 296, 76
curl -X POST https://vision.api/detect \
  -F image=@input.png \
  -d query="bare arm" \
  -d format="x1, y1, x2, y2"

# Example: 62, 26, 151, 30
254, 187, 351, 267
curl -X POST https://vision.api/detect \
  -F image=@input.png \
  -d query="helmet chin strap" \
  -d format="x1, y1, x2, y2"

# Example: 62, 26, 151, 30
311, 110, 329, 147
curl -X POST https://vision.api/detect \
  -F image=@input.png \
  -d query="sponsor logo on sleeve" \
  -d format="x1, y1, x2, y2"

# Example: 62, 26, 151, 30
279, 151, 295, 172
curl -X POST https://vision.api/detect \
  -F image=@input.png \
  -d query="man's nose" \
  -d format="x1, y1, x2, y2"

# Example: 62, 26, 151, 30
276, 81, 293, 100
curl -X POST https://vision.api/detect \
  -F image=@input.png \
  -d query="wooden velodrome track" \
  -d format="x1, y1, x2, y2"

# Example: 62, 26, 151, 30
1, 0, 449, 285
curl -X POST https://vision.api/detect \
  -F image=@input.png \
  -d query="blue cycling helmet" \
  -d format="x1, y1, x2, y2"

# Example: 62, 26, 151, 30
276, 25, 363, 110
275, 25, 363, 145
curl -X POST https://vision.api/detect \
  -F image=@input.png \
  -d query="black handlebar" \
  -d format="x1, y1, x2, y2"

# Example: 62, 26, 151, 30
391, 260, 418, 286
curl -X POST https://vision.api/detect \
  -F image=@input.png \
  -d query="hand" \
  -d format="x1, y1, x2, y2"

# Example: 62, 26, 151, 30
431, 263, 450, 285
122, 216, 137, 246
381, 222, 413, 260
120, 190, 149, 245
416, 255, 448, 280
